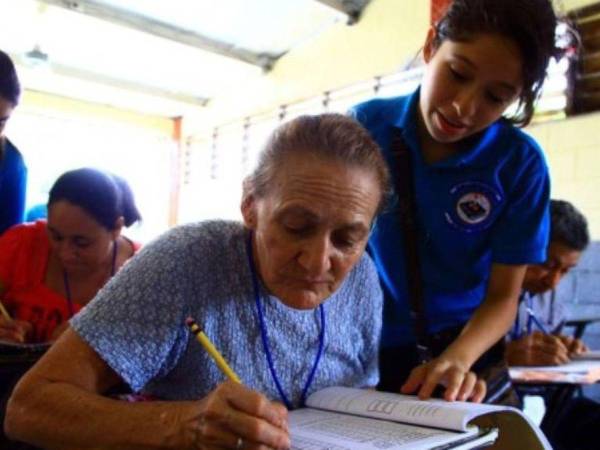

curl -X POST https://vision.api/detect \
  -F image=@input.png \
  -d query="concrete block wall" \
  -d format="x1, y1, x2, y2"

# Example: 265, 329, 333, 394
555, 243, 600, 349
554, 243, 600, 399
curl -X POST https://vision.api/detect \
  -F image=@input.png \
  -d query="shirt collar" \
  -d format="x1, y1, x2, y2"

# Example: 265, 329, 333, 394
393, 87, 503, 168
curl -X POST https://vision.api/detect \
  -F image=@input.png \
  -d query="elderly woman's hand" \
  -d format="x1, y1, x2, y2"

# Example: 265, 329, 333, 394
400, 357, 486, 403
190, 381, 290, 450
0, 316, 32, 343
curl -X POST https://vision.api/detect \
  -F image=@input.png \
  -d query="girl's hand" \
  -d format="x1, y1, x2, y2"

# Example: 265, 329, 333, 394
188, 381, 290, 450
0, 316, 32, 343
400, 357, 486, 403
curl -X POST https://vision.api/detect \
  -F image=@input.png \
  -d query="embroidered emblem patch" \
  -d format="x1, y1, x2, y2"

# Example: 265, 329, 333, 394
445, 182, 503, 232
457, 193, 490, 224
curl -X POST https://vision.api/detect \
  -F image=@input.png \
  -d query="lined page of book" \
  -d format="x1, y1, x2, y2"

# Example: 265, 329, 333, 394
305, 387, 514, 432
289, 408, 488, 450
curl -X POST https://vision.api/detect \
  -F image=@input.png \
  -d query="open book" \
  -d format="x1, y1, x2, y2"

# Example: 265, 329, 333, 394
289, 387, 550, 450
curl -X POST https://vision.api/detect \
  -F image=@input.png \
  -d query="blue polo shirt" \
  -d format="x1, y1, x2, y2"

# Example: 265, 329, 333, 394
351, 89, 550, 347
0, 138, 27, 235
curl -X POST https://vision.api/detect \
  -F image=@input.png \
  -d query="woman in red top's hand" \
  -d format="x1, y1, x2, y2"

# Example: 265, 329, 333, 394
0, 167, 142, 343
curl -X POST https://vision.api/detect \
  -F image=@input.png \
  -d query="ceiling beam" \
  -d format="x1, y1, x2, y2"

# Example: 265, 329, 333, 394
13, 53, 209, 107
37, 0, 278, 70
312, 0, 370, 24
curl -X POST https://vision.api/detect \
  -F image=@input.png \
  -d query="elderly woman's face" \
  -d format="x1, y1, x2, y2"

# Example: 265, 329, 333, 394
242, 155, 380, 310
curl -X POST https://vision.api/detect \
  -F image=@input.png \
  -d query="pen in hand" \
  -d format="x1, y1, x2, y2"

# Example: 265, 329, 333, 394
525, 308, 572, 362
525, 307, 550, 334
185, 317, 289, 450
0, 299, 11, 322
0, 300, 32, 343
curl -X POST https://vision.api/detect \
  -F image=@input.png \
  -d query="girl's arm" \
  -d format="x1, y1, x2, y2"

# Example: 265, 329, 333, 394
5, 327, 290, 450
402, 263, 525, 401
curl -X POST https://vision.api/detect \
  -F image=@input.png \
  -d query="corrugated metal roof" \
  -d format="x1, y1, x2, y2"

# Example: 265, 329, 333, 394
0, 0, 370, 116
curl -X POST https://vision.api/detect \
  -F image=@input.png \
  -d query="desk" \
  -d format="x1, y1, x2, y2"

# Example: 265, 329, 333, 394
563, 316, 600, 339
513, 381, 578, 435
510, 361, 600, 441
0, 346, 48, 450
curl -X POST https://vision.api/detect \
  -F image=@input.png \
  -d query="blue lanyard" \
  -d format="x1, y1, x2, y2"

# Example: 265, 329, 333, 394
63, 240, 118, 317
512, 292, 549, 339
526, 293, 534, 336
246, 233, 325, 410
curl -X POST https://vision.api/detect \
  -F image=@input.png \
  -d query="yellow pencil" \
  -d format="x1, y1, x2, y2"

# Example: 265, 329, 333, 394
0, 300, 11, 321
186, 316, 241, 383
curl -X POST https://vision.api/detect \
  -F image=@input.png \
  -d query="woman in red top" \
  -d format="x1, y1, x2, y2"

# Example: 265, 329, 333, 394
0, 167, 142, 343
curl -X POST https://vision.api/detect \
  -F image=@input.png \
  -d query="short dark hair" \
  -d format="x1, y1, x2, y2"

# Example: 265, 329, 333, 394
433, 0, 563, 127
246, 113, 391, 214
550, 199, 589, 251
48, 168, 142, 230
0, 50, 21, 106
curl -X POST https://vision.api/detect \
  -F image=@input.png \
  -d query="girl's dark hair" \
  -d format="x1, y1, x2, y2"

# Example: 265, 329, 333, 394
0, 50, 21, 106
434, 0, 563, 127
246, 113, 391, 214
48, 168, 142, 230
550, 199, 589, 252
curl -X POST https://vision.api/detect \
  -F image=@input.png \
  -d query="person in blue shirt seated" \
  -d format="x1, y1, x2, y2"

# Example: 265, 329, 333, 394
0, 49, 27, 235
505, 200, 598, 450
505, 199, 589, 366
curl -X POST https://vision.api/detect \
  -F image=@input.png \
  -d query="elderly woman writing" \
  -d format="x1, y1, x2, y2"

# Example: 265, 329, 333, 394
5, 114, 483, 450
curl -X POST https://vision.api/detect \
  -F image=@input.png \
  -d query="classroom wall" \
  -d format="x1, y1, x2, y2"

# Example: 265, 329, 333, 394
12, 90, 178, 242
565, 0, 598, 10
527, 113, 600, 239
183, 0, 429, 135
19, 90, 174, 137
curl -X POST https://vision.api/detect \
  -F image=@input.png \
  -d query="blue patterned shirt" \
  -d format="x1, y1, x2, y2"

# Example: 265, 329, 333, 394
71, 221, 383, 407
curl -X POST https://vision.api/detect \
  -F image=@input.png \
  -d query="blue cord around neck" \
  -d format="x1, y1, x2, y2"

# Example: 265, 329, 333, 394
245, 232, 325, 410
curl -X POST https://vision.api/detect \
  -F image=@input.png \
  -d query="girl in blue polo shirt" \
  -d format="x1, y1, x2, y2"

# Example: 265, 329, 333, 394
352, 0, 562, 401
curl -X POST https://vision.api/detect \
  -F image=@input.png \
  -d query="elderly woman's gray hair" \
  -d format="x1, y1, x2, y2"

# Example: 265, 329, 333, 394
245, 113, 391, 214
